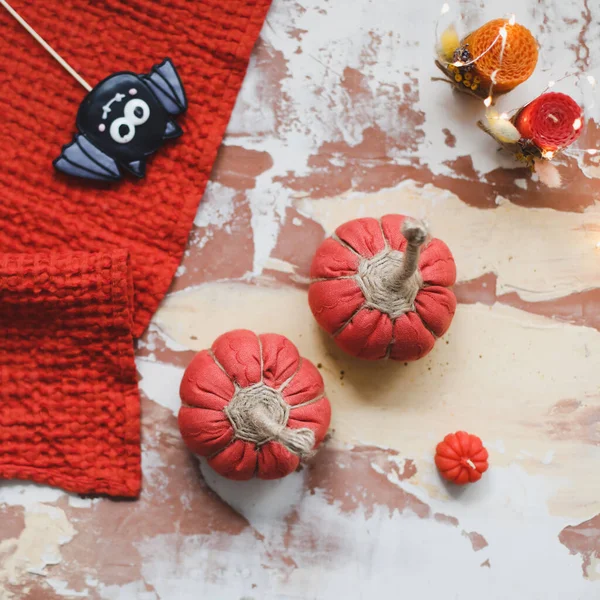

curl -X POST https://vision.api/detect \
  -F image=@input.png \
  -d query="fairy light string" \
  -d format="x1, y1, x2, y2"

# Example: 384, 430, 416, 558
437, 4, 599, 156
7, 0, 597, 160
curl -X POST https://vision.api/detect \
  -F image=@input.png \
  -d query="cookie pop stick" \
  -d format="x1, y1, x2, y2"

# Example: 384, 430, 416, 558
0, 0, 91, 91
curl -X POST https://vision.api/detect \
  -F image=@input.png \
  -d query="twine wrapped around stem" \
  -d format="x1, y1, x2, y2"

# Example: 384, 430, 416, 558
394, 220, 428, 286
225, 383, 316, 458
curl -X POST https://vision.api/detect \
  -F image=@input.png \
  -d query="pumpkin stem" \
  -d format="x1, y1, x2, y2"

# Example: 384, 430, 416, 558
247, 402, 316, 459
396, 219, 428, 284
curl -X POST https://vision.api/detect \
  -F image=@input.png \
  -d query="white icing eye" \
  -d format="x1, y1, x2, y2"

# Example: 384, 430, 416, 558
124, 99, 150, 126
129, 88, 137, 95
98, 124, 106, 132
110, 117, 135, 144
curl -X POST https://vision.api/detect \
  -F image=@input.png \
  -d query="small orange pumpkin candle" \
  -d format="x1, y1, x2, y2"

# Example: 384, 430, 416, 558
435, 431, 489, 484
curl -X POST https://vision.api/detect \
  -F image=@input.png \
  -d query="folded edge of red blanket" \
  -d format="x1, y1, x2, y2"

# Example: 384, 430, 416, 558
0, 250, 141, 497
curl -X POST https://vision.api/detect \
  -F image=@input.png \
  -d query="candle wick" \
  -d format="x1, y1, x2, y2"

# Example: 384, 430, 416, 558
548, 113, 559, 123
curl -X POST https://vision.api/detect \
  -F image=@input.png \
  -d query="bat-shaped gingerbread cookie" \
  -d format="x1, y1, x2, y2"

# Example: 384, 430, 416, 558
54, 59, 187, 182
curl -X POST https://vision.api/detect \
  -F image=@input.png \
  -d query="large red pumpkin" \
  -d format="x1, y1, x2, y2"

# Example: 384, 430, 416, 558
309, 215, 457, 361
179, 330, 331, 480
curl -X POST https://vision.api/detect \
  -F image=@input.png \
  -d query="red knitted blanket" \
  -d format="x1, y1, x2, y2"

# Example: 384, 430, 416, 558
0, 0, 271, 497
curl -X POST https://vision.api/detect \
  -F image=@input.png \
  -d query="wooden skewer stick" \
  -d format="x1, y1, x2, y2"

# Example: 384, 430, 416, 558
1, 0, 92, 91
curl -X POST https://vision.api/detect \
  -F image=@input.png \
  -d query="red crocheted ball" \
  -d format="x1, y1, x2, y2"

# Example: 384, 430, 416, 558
179, 330, 331, 480
308, 215, 457, 361
515, 92, 583, 152
435, 431, 489, 484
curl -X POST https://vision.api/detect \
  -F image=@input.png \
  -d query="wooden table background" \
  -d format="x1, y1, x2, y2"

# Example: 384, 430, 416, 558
1, 0, 599, 598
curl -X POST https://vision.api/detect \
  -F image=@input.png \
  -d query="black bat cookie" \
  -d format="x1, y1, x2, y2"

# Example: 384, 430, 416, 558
54, 59, 187, 182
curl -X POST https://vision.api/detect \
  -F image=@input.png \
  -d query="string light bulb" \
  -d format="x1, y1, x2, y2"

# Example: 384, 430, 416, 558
573, 118, 582, 131
484, 96, 493, 107
441, 2, 450, 14
508, 14, 516, 26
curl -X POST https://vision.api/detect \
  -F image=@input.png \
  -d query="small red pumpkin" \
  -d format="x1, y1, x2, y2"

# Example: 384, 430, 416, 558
308, 215, 457, 361
179, 330, 331, 480
435, 431, 489, 484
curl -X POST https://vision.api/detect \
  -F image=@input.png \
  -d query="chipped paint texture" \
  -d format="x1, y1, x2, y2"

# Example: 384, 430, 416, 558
1, 0, 599, 598
0, 504, 76, 598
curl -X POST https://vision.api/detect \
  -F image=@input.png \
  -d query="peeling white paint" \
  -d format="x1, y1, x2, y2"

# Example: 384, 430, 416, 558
98, 581, 157, 600
263, 256, 297, 273
0, 482, 65, 509
297, 182, 600, 301
138, 323, 192, 354
46, 578, 89, 597
155, 279, 600, 518
514, 178, 528, 190
67, 497, 98, 509
198, 457, 306, 523
0, 504, 76, 595
223, 0, 600, 274
136, 358, 184, 416
193, 182, 236, 229
132, 459, 596, 600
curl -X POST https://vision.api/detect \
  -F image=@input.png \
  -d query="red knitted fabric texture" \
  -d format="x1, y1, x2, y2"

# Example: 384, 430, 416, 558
0, 251, 140, 497
0, 0, 271, 496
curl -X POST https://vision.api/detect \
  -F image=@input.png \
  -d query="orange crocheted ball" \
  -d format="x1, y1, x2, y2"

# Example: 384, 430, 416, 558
465, 19, 538, 93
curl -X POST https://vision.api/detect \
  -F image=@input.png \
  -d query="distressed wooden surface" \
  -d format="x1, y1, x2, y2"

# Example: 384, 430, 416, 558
1, 1, 599, 598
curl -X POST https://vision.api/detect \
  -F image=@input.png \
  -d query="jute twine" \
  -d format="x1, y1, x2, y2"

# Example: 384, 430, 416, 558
355, 219, 428, 319
225, 382, 316, 458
